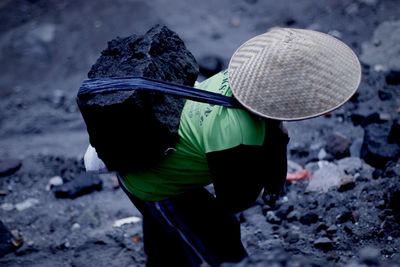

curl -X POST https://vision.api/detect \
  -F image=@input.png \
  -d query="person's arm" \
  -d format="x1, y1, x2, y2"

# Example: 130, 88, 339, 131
206, 123, 289, 213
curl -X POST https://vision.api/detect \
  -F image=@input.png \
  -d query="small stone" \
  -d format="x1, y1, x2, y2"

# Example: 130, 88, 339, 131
300, 212, 319, 225
385, 70, 400, 85
266, 211, 281, 224
53, 173, 102, 199
326, 225, 338, 234
286, 210, 300, 222
0, 159, 22, 177
325, 132, 352, 159
71, 223, 81, 230
338, 175, 356, 192
285, 231, 300, 244
318, 148, 327, 160
316, 223, 328, 232
46, 176, 64, 191
343, 224, 353, 234
361, 122, 400, 168
313, 237, 333, 250
378, 89, 392, 101
15, 198, 39, 211
336, 211, 353, 224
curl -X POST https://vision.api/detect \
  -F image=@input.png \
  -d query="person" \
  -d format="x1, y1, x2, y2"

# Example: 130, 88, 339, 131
81, 27, 361, 267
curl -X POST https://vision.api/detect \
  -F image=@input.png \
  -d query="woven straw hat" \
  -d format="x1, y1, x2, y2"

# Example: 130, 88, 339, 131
228, 27, 361, 121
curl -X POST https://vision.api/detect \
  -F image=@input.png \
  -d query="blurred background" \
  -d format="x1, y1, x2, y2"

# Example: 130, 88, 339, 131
0, 0, 399, 266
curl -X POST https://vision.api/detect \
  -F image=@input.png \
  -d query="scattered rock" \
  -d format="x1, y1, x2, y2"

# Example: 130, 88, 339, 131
326, 225, 338, 235
385, 70, 400, 85
300, 212, 319, 225
338, 175, 356, 192
15, 198, 39, 211
53, 173, 102, 199
378, 89, 392, 101
383, 160, 400, 178
266, 211, 281, 225
361, 122, 400, 168
336, 211, 353, 224
313, 237, 334, 250
46, 176, 64, 191
286, 210, 300, 222
350, 112, 386, 127
325, 132, 352, 159
0, 158, 22, 177
285, 231, 300, 244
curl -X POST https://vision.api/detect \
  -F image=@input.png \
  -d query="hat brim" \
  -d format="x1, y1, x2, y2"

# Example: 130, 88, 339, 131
228, 28, 362, 121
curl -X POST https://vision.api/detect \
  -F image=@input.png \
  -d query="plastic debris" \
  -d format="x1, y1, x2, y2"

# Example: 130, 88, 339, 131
46, 176, 64, 191
113, 216, 141, 227
286, 169, 312, 182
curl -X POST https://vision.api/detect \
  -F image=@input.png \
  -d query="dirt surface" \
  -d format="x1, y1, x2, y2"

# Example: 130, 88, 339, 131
0, 0, 400, 266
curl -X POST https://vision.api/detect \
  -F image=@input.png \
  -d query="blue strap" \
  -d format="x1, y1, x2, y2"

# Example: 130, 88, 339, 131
77, 76, 243, 109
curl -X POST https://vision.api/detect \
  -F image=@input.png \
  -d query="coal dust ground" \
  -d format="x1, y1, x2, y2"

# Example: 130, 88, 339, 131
1, 0, 400, 266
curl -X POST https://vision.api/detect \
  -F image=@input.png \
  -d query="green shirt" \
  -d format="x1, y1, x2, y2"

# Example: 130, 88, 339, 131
121, 70, 266, 201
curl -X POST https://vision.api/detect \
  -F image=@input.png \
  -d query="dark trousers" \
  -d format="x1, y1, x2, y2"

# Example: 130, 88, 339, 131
118, 178, 247, 267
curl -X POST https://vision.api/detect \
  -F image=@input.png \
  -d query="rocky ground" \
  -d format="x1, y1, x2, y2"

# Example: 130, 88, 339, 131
0, 0, 400, 266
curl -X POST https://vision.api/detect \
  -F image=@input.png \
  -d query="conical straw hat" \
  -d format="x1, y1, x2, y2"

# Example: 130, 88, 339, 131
228, 27, 361, 121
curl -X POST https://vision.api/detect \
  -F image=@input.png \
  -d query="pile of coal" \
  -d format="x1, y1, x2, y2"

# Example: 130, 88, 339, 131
77, 24, 199, 172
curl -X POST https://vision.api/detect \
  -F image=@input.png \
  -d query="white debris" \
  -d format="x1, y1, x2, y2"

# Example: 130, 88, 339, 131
46, 176, 64, 191
328, 30, 343, 39
318, 148, 327, 160
307, 162, 346, 192
373, 64, 388, 72
1, 203, 14, 211
15, 198, 40, 211
113, 216, 141, 227
84, 144, 108, 172
71, 223, 81, 230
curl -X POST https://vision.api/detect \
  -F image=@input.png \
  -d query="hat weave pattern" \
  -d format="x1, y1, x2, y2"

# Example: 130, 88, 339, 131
228, 28, 361, 120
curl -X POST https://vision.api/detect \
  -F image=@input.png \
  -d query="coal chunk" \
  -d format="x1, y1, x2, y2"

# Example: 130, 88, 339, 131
313, 237, 333, 250
53, 173, 102, 199
385, 70, 400, 85
325, 132, 351, 159
361, 122, 400, 169
78, 25, 199, 172
388, 120, 400, 144
299, 212, 319, 225
0, 158, 22, 177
